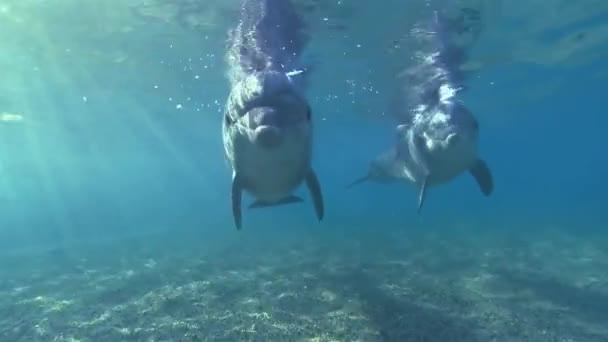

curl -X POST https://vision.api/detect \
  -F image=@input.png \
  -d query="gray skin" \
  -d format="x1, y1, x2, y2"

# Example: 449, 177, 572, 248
222, 69, 323, 230
348, 98, 493, 213
346, 147, 406, 188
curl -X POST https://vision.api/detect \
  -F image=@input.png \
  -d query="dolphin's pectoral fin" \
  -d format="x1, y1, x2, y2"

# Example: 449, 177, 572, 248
411, 133, 431, 175
249, 196, 303, 209
469, 158, 493, 196
305, 169, 325, 222
231, 172, 244, 230
346, 175, 369, 189
417, 177, 428, 214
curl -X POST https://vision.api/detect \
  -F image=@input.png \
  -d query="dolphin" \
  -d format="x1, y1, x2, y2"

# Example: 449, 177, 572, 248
348, 9, 492, 213
222, 0, 324, 230
347, 101, 493, 213
395, 99, 492, 212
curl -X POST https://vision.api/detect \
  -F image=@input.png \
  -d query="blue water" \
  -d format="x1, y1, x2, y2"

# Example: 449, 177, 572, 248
1, 1, 607, 340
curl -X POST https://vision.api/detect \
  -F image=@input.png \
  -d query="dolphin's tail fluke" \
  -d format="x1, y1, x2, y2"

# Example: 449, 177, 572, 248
346, 175, 369, 189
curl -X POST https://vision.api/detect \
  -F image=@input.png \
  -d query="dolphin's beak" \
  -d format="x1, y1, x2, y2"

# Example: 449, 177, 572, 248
346, 175, 369, 189
253, 125, 282, 148
249, 106, 284, 149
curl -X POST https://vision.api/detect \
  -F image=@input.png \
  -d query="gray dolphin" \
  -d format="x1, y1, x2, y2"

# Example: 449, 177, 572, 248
395, 100, 492, 212
222, 0, 323, 230
348, 103, 492, 213
348, 9, 493, 212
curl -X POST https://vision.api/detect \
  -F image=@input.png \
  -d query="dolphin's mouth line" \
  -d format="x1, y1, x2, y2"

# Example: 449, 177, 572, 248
231, 104, 279, 131
239, 90, 307, 116
421, 131, 462, 148
232, 107, 278, 131
255, 124, 279, 132
233, 100, 308, 132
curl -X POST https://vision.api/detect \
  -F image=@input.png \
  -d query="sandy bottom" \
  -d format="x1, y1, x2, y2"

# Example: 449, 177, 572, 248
1, 225, 607, 341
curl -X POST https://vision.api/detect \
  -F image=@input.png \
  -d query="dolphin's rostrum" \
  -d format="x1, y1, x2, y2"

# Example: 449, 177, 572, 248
222, 0, 324, 230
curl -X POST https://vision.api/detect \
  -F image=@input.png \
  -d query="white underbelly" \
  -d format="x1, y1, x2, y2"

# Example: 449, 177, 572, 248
229, 132, 311, 201
428, 146, 476, 184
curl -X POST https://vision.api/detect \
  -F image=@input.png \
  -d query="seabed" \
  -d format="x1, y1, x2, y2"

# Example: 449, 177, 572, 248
1, 224, 607, 341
